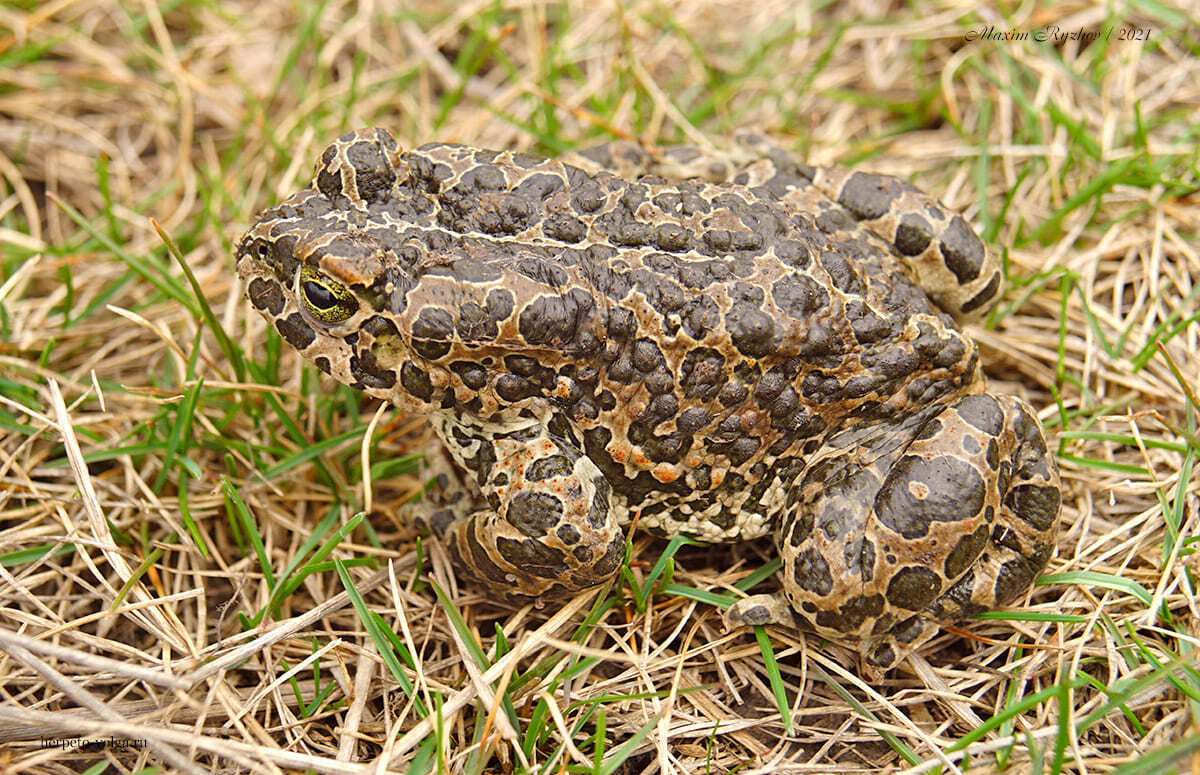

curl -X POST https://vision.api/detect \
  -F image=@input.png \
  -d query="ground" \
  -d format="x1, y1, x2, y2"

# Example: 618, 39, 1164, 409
0, 1, 1198, 773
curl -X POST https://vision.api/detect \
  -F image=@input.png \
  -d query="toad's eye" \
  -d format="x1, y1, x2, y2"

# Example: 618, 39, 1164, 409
298, 265, 358, 324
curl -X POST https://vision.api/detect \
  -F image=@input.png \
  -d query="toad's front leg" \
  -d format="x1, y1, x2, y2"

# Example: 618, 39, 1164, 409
424, 414, 625, 600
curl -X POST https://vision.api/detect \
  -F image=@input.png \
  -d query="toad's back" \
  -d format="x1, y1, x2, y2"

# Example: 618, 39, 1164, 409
240, 134, 983, 535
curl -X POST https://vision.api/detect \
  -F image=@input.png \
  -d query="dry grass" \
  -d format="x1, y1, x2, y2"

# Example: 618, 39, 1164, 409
1, 1, 1198, 772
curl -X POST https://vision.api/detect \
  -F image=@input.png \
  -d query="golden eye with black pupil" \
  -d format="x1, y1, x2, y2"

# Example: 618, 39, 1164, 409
298, 265, 358, 324
303, 280, 337, 309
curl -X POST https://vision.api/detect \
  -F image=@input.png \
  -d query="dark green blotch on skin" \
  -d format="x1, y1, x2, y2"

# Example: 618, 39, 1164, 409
545, 214, 587, 242
792, 547, 833, 596
495, 536, 567, 579
487, 288, 515, 322
863, 348, 920, 380
993, 558, 1036, 604
412, 319, 453, 359
518, 289, 594, 346
962, 272, 1002, 314
350, 351, 396, 389
526, 455, 573, 481
837, 172, 901, 220
512, 172, 562, 200
679, 348, 727, 400
275, 313, 315, 351
892, 616, 926, 644
345, 139, 396, 204
587, 481, 611, 529
927, 570, 984, 619
496, 374, 537, 402
956, 394, 1004, 435
1006, 484, 1061, 531
885, 565, 942, 611
726, 305, 775, 358
819, 251, 865, 295
316, 159, 342, 200
774, 240, 810, 268
844, 537, 876, 582
556, 524, 580, 545
915, 418, 943, 441
939, 216, 985, 283
269, 234, 299, 280
786, 508, 814, 546
728, 437, 760, 465
875, 454, 985, 539
676, 407, 711, 434
462, 532, 514, 583
815, 594, 883, 633
507, 492, 564, 538
362, 314, 401, 341
413, 306, 454, 341
456, 302, 499, 341
846, 300, 892, 344
894, 213, 933, 256
588, 534, 626, 581
868, 643, 896, 668
632, 339, 665, 373
653, 222, 692, 251
248, 277, 284, 316
400, 361, 434, 400
944, 524, 989, 580
986, 439, 1000, 469
449, 360, 488, 390
869, 612, 896, 636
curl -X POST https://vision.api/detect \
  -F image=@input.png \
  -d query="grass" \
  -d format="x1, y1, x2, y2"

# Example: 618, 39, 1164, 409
1, 1, 1198, 772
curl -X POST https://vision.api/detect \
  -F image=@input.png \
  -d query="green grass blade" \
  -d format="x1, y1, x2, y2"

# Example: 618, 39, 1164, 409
153, 220, 247, 382
221, 478, 274, 588
754, 626, 793, 735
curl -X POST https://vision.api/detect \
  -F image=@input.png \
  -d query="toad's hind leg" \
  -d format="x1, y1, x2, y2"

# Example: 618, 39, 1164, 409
909, 395, 1061, 644
418, 415, 625, 601
777, 393, 1061, 673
